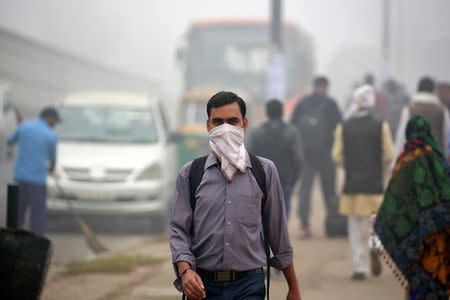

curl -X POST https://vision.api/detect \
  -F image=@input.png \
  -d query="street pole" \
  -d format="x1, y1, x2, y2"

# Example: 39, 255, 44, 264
266, 0, 286, 101
270, 0, 282, 51
381, 0, 391, 81
7, 184, 19, 229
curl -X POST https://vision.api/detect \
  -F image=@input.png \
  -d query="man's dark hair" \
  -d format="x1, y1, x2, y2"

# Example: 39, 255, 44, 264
207, 91, 246, 118
417, 76, 435, 93
40, 106, 61, 122
266, 99, 283, 120
364, 73, 375, 86
313, 76, 329, 87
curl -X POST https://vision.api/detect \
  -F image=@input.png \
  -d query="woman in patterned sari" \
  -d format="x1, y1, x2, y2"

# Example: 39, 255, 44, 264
374, 116, 450, 299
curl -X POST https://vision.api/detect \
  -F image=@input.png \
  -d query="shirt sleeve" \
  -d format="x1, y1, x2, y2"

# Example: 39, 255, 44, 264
169, 164, 196, 271
331, 124, 344, 167
263, 160, 293, 270
7, 126, 20, 145
381, 122, 395, 167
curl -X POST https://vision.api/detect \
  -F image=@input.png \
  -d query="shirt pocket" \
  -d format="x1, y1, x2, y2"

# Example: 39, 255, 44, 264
238, 194, 261, 228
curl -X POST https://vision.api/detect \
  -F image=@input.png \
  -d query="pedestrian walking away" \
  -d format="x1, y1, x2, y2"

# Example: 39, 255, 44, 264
332, 85, 394, 281
394, 76, 450, 159
7, 107, 60, 236
169, 91, 302, 300
374, 116, 450, 299
291, 76, 343, 238
247, 99, 304, 221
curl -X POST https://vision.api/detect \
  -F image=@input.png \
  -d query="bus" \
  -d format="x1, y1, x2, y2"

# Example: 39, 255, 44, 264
175, 19, 315, 168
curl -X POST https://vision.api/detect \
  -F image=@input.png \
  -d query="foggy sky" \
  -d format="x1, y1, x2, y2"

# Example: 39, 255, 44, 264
0, 0, 381, 79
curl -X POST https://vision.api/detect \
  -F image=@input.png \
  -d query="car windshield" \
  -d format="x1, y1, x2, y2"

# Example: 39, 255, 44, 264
56, 106, 159, 144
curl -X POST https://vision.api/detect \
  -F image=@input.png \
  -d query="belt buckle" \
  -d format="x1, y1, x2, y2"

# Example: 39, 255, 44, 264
215, 271, 235, 281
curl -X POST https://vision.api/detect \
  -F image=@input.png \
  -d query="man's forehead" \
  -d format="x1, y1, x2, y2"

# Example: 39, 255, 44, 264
210, 103, 242, 117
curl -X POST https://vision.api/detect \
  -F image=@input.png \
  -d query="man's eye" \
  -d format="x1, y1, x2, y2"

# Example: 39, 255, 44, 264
214, 120, 223, 125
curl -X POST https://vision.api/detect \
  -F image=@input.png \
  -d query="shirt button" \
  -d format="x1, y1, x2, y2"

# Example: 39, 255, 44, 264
227, 201, 231, 205
226, 221, 232, 226
225, 242, 230, 247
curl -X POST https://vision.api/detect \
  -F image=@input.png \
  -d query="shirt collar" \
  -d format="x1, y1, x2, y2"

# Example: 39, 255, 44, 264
204, 152, 252, 171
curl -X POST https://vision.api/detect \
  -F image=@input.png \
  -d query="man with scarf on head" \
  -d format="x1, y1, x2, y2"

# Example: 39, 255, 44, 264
375, 116, 450, 299
333, 85, 395, 281
169, 91, 302, 300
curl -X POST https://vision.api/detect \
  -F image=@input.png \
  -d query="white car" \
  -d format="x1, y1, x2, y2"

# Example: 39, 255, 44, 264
47, 91, 177, 232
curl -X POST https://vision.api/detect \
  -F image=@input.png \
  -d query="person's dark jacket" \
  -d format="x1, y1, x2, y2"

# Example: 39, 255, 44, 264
290, 93, 342, 161
247, 119, 303, 189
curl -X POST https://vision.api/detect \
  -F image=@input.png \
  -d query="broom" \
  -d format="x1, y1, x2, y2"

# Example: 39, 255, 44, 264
53, 177, 108, 254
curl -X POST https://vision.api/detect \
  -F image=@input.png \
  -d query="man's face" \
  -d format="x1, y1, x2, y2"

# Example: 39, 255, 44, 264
314, 84, 328, 95
207, 102, 248, 132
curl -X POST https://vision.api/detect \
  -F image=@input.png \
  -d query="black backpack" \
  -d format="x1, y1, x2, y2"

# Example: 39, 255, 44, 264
187, 153, 271, 299
295, 97, 329, 152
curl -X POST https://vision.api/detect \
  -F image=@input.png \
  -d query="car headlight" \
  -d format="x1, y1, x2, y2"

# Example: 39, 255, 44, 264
136, 164, 162, 181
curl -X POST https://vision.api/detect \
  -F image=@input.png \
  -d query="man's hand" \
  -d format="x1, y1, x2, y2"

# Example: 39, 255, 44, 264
181, 269, 205, 300
286, 288, 302, 300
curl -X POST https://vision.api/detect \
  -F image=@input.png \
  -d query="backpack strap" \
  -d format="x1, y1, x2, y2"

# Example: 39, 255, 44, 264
188, 156, 208, 214
248, 153, 271, 300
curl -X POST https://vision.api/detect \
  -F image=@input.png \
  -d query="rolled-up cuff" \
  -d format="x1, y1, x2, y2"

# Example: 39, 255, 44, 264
269, 249, 293, 271
173, 253, 197, 278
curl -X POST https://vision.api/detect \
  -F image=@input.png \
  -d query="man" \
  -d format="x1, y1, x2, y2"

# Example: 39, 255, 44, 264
7, 107, 60, 236
248, 99, 303, 220
332, 85, 394, 281
291, 76, 342, 238
381, 79, 410, 135
169, 92, 301, 300
395, 77, 450, 158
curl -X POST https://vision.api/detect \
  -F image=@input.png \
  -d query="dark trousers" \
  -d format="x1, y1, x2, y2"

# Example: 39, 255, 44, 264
203, 271, 265, 300
298, 157, 338, 227
17, 181, 47, 236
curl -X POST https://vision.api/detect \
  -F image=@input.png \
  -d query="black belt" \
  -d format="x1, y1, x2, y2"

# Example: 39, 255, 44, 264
197, 268, 263, 282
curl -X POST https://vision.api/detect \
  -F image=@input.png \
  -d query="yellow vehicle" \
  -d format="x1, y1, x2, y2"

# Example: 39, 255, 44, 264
176, 88, 213, 170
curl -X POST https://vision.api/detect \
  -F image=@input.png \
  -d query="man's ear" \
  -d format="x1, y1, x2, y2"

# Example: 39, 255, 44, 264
206, 119, 211, 132
243, 118, 249, 130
